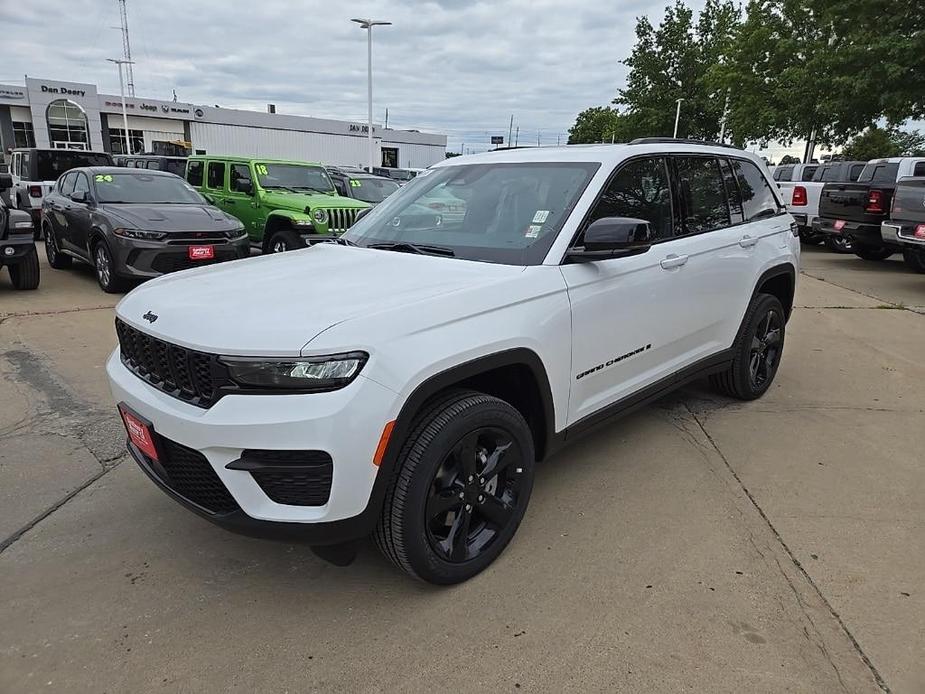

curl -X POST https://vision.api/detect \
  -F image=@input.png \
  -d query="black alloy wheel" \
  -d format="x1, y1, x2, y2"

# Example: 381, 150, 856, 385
748, 308, 783, 390
267, 229, 302, 253
375, 390, 535, 584
425, 428, 527, 563
824, 234, 853, 254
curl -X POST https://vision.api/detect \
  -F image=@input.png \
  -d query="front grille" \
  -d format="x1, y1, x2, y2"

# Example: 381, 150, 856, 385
148, 437, 239, 514
116, 319, 223, 408
324, 208, 359, 234
240, 450, 333, 506
151, 250, 237, 274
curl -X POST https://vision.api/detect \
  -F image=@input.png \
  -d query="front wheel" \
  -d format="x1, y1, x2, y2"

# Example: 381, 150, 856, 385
902, 248, 925, 274
853, 246, 894, 261
375, 391, 535, 584
93, 240, 128, 293
824, 234, 853, 254
711, 293, 785, 401
266, 229, 303, 253
8, 247, 40, 290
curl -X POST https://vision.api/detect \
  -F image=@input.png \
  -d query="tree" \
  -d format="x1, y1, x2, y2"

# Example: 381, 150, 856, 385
841, 125, 925, 161
778, 155, 801, 165
567, 107, 623, 144
615, 0, 741, 140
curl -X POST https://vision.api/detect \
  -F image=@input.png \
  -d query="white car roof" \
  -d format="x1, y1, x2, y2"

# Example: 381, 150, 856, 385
432, 142, 768, 170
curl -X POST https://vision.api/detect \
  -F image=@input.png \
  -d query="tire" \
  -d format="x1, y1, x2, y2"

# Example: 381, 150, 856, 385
824, 234, 853, 253
799, 229, 823, 245
902, 248, 925, 274
8, 246, 40, 290
710, 293, 785, 401
266, 229, 303, 253
92, 239, 128, 293
375, 390, 535, 585
43, 223, 72, 269
853, 246, 894, 261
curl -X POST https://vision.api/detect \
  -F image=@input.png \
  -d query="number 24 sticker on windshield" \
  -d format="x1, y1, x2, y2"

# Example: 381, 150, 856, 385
95, 174, 113, 183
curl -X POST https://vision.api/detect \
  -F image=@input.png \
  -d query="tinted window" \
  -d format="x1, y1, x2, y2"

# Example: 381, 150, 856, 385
72, 173, 90, 196
164, 159, 186, 176
332, 177, 348, 196
849, 164, 864, 181
583, 157, 673, 240
913, 162, 925, 176
676, 157, 730, 233
719, 159, 744, 224
732, 159, 780, 221
859, 163, 899, 183
21, 152, 30, 178
146, 161, 161, 170
775, 165, 793, 182
59, 172, 77, 196
351, 177, 401, 204
207, 162, 225, 189
93, 172, 205, 204
343, 162, 599, 266
800, 165, 818, 181
35, 151, 111, 180
187, 160, 204, 186
229, 164, 252, 193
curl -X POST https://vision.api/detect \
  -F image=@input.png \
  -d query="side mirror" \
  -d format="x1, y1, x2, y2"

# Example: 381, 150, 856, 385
0, 172, 11, 191
567, 217, 653, 261
70, 190, 89, 203
233, 179, 253, 195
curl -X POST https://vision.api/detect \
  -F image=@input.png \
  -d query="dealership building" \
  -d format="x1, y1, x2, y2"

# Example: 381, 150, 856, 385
0, 77, 446, 169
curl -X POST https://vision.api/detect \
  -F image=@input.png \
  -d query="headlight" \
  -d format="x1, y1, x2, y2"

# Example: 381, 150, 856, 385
225, 226, 247, 240
113, 228, 167, 241
312, 208, 328, 224
220, 352, 368, 392
293, 218, 315, 227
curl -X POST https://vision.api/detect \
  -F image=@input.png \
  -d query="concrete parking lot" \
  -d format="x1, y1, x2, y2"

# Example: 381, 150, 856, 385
0, 244, 922, 693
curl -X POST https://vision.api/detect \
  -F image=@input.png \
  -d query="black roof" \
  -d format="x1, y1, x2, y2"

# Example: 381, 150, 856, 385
76, 166, 176, 176
629, 137, 737, 149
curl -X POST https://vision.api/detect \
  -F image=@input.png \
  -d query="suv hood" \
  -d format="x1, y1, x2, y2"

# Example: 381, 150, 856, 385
260, 190, 367, 211
102, 203, 239, 232
115, 244, 524, 356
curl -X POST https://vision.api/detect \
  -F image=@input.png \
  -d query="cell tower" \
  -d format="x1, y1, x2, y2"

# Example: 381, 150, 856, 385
118, 0, 135, 96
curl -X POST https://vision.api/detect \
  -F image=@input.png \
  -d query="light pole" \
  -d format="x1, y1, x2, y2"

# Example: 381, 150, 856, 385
107, 58, 134, 154
351, 18, 391, 173
673, 98, 685, 139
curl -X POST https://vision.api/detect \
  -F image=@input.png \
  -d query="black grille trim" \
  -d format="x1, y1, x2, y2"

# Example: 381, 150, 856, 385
116, 318, 228, 408
228, 450, 333, 507
141, 436, 240, 515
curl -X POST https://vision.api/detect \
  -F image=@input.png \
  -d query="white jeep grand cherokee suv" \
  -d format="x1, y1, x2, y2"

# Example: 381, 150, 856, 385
108, 139, 799, 584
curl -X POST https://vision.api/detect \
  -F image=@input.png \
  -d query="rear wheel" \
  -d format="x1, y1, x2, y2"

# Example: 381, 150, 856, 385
853, 246, 894, 261
8, 246, 40, 290
43, 223, 72, 269
93, 240, 128, 293
711, 293, 785, 401
799, 229, 823, 245
375, 390, 535, 584
824, 234, 853, 253
902, 248, 925, 273
266, 229, 302, 253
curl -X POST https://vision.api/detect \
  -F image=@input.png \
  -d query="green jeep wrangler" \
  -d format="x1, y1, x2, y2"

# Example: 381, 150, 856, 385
185, 156, 370, 253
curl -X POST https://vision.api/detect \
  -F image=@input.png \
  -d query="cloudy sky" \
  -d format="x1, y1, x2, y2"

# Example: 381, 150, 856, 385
2, 0, 808, 159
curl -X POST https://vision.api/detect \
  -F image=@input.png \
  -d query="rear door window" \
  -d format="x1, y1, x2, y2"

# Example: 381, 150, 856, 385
674, 156, 730, 234
187, 160, 204, 186
207, 161, 225, 189
731, 159, 781, 221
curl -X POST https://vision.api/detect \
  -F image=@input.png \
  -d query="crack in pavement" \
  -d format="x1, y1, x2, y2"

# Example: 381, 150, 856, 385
683, 402, 892, 693
0, 303, 117, 326
801, 271, 922, 316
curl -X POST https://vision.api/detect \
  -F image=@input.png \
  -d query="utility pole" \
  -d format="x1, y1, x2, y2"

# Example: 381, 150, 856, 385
514, 126, 519, 147
117, 0, 135, 96
508, 115, 513, 148
351, 18, 392, 172
673, 98, 685, 139
537, 130, 540, 147
718, 93, 730, 142
107, 58, 134, 154
384, 108, 389, 130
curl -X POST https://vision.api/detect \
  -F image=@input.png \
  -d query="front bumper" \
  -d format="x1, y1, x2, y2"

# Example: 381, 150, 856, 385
814, 217, 889, 247
0, 236, 37, 266
107, 349, 400, 543
110, 236, 250, 279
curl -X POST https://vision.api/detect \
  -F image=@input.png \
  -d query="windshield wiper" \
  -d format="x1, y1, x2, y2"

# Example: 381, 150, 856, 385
292, 186, 333, 194
307, 236, 358, 247
367, 242, 455, 257
262, 185, 298, 193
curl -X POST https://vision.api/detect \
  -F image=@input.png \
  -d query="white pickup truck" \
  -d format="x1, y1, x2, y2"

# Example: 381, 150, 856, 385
774, 161, 867, 251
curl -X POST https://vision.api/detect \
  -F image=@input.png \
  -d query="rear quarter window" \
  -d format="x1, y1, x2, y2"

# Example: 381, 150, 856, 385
800, 165, 818, 181
732, 159, 781, 221
859, 163, 899, 183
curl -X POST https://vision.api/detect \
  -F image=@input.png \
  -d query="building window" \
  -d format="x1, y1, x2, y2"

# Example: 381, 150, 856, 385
13, 121, 36, 148
46, 99, 90, 148
109, 128, 145, 155
381, 146, 398, 168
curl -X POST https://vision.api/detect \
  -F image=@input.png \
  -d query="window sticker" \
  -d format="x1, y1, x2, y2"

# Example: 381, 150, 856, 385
350, 179, 362, 187
532, 210, 550, 224
525, 224, 542, 238
94, 174, 114, 182
255, 164, 269, 176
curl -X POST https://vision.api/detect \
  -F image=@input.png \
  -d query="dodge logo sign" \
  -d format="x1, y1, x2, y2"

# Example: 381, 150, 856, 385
143, 311, 159, 323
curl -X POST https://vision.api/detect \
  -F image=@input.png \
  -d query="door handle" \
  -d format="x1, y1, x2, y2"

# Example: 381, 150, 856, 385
660, 254, 688, 269
739, 235, 759, 248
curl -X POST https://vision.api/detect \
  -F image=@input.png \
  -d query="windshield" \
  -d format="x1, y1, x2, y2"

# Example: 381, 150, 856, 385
342, 162, 599, 266
255, 163, 335, 193
36, 151, 112, 181
94, 173, 206, 204
351, 177, 401, 203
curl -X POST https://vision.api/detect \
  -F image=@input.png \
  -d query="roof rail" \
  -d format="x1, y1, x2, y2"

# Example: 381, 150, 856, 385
629, 137, 736, 149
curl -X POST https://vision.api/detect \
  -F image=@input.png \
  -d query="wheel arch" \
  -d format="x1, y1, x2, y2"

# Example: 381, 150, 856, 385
753, 263, 796, 320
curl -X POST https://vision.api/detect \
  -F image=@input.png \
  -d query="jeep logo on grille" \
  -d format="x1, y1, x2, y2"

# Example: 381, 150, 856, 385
143, 311, 159, 324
